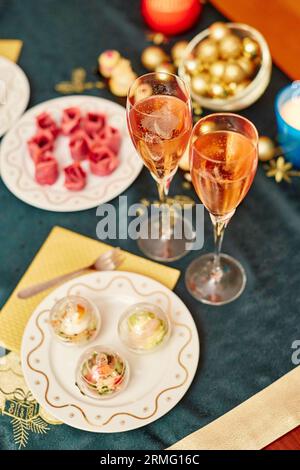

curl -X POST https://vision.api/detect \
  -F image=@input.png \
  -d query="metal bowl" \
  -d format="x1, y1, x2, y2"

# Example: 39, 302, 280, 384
179, 23, 272, 111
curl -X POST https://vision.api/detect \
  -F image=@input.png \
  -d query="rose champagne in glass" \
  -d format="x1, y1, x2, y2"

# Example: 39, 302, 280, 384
186, 113, 258, 305
127, 73, 193, 261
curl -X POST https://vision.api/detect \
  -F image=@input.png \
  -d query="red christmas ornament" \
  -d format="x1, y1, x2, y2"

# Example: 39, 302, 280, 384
141, 0, 202, 36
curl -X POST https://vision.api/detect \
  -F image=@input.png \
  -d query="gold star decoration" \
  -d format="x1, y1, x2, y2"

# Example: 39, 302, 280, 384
184, 172, 192, 182
55, 68, 105, 94
182, 172, 192, 190
264, 156, 300, 183
182, 181, 192, 190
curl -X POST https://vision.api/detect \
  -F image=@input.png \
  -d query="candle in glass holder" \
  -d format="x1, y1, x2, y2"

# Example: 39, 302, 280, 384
275, 81, 300, 167
281, 97, 300, 130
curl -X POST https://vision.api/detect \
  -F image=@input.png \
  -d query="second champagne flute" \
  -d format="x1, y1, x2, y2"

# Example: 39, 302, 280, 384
127, 72, 193, 262
186, 113, 258, 305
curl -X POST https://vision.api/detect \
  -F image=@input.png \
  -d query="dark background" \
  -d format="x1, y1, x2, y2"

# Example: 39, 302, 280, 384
0, 0, 299, 450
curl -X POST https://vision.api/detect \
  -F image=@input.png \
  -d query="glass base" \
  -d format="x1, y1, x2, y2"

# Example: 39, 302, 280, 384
185, 253, 246, 305
137, 213, 194, 262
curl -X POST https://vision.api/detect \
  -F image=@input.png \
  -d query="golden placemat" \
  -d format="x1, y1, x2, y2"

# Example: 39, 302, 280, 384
168, 365, 300, 450
0, 40, 23, 62
0, 226, 180, 353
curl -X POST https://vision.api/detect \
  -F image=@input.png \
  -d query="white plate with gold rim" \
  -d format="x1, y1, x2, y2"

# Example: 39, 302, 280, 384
0, 56, 30, 137
21, 271, 199, 433
0, 95, 142, 211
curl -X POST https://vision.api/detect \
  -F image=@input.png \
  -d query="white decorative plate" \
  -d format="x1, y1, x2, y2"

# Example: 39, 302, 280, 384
21, 271, 199, 433
0, 56, 30, 137
0, 95, 143, 211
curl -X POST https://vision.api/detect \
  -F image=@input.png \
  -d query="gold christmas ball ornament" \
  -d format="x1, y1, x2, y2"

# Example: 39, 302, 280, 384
171, 41, 189, 67
109, 73, 137, 97
199, 121, 217, 134
191, 73, 210, 96
179, 147, 190, 171
243, 37, 260, 58
155, 62, 176, 78
209, 22, 229, 42
208, 82, 227, 99
258, 136, 275, 161
226, 81, 237, 95
223, 62, 245, 84
196, 38, 219, 63
227, 79, 251, 96
201, 62, 211, 72
141, 46, 169, 71
209, 60, 226, 81
219, 34, 242, 60
98, 50, 121, 78
134, 83, 153, 102
237, 56, 256, 78
184, 57, 200, 75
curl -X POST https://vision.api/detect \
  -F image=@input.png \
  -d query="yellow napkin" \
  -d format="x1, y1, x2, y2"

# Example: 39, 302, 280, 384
0, 40, 23, 62
0, 226, 180, 353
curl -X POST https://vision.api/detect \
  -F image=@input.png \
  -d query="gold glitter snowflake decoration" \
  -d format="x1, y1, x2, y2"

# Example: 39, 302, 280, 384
55, 68, 105, 94
265, 156, 300, 183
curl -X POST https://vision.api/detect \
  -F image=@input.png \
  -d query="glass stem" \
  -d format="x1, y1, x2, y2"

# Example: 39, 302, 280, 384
210, 213, 232, 278
157, 179, 170, 239
157, 179, 168, 204
213, 220, 225, 275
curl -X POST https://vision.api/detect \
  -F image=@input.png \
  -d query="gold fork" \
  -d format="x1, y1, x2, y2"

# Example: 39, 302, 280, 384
17, 248, 125, 299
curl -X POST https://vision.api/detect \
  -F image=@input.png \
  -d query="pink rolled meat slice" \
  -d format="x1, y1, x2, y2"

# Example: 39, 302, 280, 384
64, 162, 87, 191
99, 125, 121, 155
28, 129, 54, 164
87, 132, 103, 152
61, 107, 81, 135
36, 112, 60, 138
69, 130, 90, 161
89, 146, 120, 176
82, 112, 107, 136
35, 152, 59, 185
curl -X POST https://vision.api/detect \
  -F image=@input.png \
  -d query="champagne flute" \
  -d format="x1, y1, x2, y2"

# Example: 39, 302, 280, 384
127, 72, 193, 261
186, 113, 258, 305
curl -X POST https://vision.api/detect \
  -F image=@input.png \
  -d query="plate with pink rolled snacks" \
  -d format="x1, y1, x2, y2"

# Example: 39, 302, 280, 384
0, 56, 30, 138
0, 95, 142, 211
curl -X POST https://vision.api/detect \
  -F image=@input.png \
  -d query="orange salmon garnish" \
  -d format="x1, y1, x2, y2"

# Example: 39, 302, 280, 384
99, 364, 111, 376
77, 304, 86, 317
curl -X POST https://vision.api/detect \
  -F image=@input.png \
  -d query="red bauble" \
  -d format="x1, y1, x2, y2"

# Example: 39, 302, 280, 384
141, 0, 202, 35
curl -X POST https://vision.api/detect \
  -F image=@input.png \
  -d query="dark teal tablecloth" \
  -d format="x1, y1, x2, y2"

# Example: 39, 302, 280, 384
0, 0, 299, 450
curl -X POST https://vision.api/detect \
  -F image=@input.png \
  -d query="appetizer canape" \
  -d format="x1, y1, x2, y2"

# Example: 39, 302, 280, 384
118, 302, 171, 354
49, 295, 100, 345
76, 346, 129, 399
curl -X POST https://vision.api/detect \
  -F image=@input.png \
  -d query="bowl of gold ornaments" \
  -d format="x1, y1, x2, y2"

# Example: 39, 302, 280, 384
179, 22, 272, 111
